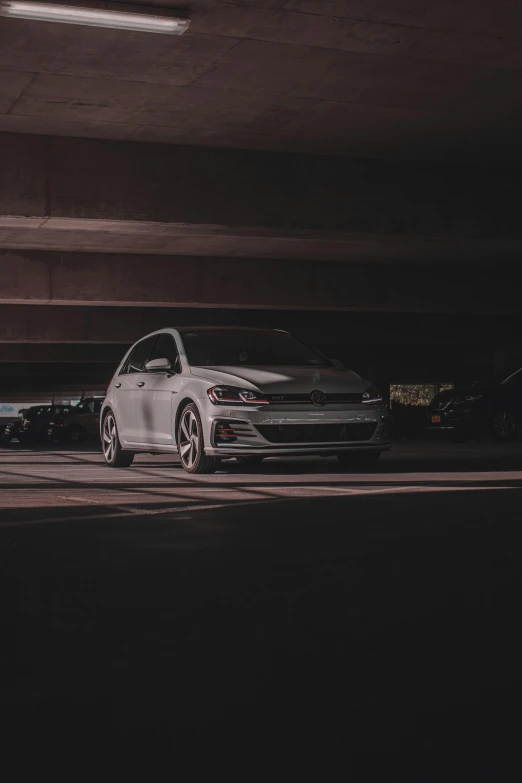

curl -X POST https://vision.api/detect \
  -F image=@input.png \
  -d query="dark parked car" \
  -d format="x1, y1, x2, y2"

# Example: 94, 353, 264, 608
427, 367, 522, 441
2, 416, 24, 443
48, 397, 104, 443
18, 404, 71, 442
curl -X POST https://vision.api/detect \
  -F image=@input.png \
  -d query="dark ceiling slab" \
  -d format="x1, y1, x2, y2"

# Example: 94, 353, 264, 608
190, 3, 427, 56
0, 70, 33, 114
1, 1, 522, 160
194, 38, 522, 114
283, 0, 522, 38
0, 19, 240, 86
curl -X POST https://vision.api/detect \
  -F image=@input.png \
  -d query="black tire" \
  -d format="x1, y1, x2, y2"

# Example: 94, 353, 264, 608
490, 410, 518, 442
177, 403, 218, 474
69, 425, 87, 443
337, 451, 381, 469
102, 411, 134, 467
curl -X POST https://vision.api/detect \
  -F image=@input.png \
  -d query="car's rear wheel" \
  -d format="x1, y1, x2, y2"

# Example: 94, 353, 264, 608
491, 410, 518, 441
102, 411, 134, 467
177, 403, 218, 474
337, 451, 381, 469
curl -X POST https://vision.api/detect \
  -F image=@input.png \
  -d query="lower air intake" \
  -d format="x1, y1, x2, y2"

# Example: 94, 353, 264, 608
255, 423, 376, 444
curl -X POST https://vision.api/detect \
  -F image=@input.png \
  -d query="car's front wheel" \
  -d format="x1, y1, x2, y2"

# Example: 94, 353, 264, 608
491, 410, 519, 441
177, 403, 218, 474
102, 411, 134, 467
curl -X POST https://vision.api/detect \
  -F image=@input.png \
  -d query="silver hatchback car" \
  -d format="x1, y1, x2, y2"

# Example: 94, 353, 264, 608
101, 327, 391, 473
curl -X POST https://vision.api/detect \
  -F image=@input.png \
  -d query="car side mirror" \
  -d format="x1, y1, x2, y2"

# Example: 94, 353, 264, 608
145, 357, 172, 373
330, 358, 345, 370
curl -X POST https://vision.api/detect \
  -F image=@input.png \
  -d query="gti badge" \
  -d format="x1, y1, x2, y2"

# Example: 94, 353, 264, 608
311, 390, 327, 407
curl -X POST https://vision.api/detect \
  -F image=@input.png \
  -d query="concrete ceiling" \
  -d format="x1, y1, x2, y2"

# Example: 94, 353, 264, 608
1, 0, 522, 160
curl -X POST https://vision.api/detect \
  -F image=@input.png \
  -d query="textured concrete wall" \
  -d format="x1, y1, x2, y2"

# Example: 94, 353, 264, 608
1, 132, 521, 238
1, 305, 520, 345
0, 249, 520, 313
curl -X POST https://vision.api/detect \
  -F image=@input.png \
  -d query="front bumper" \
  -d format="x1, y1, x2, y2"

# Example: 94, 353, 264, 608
202, 404, 391, 457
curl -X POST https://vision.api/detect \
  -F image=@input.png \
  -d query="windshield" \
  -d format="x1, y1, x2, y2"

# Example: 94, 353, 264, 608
180, 330, 331, 368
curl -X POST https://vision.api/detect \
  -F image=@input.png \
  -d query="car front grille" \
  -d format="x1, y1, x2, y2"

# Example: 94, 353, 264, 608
255, 422, 377, 444
266, 392, 363, 404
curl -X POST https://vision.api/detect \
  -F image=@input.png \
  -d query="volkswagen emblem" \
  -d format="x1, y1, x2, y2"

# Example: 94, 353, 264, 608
311, 390, 327, 407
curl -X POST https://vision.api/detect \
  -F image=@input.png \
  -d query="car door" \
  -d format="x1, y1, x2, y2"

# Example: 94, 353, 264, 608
113, 336, 156, 444
135, 333, 182, 445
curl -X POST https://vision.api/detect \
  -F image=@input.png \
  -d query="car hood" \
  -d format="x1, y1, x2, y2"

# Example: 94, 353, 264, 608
190, 365, 367, 393
432, 384, 494, 406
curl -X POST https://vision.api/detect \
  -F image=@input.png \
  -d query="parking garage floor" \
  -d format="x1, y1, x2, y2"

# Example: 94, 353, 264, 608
2, 441, 522, 780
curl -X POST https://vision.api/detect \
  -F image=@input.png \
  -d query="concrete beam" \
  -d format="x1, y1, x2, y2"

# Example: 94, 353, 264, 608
2, 219, 522, 263
1, 305, 521, 345
0, 344, 123, 362
1, 249, 520, 313
1, 133, 522, 262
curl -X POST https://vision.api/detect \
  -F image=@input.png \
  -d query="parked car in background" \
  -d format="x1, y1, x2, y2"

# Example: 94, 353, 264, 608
18, 404, 71, 442
2, 416, 24, 443
101, 327, 391, 473
48, 397, 104, 443
427, 366, 522, 441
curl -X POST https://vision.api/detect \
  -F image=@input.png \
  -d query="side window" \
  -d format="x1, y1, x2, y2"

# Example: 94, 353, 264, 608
148, 333, 181, 372
94, 400, 103, 414
123, 336, 156, 374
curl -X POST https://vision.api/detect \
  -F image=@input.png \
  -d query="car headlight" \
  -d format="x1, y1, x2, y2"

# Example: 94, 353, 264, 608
362, 385, 383, 405
207, 385, 269, 405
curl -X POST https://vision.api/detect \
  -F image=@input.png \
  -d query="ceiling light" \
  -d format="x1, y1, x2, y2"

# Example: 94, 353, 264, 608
0, 1, 190, 34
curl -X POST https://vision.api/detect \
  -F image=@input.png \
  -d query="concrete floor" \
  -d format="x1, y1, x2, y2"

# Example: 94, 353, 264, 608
1, 440, 522, 780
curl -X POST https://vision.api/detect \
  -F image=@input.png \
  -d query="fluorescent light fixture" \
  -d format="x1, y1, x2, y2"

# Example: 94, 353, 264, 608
0, 1, 190, 34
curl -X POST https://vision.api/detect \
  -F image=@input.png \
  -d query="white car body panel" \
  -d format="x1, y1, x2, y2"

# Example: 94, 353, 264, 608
102, 328, 392, 459
134, 371, 174, 445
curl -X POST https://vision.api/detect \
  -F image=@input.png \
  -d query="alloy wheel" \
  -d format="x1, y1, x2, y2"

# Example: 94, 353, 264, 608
179, 409, 200, 469
491, 410, 517, 441
103, 414, 117, 462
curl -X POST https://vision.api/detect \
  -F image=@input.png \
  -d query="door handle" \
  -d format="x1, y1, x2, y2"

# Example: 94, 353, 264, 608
136, 382, 145, 387
115, 382, 121, 389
